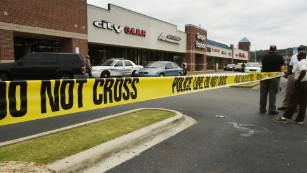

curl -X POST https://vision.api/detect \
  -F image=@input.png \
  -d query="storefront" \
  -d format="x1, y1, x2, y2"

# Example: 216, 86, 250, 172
0, 0, 88, 63
0, 1, 250, 72
206, 40, 233, 70
87, 4, 187, 67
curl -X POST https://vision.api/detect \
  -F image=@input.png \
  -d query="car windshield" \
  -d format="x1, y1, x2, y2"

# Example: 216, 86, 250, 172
227, 64, 235, 67
146, 62, 166, 68
101, 60, 115, 66
246, 63, 260, 67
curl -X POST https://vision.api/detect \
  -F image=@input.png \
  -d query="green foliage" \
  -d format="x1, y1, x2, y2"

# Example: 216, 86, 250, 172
0, 110, 175, 164
251, 47, 298, 61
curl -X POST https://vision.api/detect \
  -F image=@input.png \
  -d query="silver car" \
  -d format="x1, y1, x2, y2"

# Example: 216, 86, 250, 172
134, 61, 184, 77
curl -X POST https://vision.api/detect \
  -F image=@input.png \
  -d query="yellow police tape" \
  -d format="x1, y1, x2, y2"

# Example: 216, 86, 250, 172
0, 72, 282, 126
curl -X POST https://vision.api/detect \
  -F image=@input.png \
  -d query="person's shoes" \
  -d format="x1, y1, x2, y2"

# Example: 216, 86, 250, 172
268, 111, 279, 115
291, 119, 304, 125
278, 107, 286, 110
273, 116, 287, 123
259, 110, 266, 114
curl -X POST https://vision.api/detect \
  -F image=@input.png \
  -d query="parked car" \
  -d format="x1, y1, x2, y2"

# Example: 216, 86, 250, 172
224, 64, 236, 71
134, 61, 183, 77
91, 59, 143, 78
0, 52, 87, 81
234, 63, 243, 72
244, 62, 261, 73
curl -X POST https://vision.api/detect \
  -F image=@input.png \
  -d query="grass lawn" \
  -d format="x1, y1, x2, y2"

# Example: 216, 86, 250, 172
0, 109, 175, 164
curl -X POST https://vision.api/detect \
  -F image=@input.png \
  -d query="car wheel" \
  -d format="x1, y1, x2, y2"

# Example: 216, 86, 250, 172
159, 73, 165, 77
101, 71, 110, 78
58, 73, 72, 79
0, 74, 8, 81
178, 72, 182, 76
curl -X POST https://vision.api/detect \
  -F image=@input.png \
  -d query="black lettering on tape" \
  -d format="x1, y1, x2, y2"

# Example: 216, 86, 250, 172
9, 82, 27, 117
114, 78, 123, 102
93, 79, 104, 105
0, 82, 7, 120
104, 79, 114, 104
204, 77, 211, 88
41, 81, 60, 113
131, 78, 139, 99
76, 80, 87, 108
60, 80, 74, 110
172, 77, 193, 93
123, 78, 132, 100
172, 78, 179, 93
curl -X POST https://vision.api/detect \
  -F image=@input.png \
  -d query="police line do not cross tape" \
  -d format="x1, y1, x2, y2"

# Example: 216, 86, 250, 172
0, 72, 283, 126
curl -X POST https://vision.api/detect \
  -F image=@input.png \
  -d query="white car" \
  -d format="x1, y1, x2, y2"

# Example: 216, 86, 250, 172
244, 62, 261, 73
91, 59, 143, 78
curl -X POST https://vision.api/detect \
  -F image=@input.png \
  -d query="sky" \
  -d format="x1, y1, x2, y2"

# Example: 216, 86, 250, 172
87, 0, 307, 51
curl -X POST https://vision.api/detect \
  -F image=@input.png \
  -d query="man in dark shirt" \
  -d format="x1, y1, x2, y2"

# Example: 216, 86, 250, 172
260, 45, 284, 115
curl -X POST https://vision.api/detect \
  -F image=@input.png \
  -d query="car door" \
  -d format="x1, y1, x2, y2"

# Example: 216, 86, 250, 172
165, 62, 176, 76
123, 60, 134, 76
113, 60, 125, 76
37, 53, 58, 79
11, 54, 41, 80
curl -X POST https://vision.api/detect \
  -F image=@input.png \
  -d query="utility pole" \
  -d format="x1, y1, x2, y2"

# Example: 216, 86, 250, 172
254, 49, 257, 62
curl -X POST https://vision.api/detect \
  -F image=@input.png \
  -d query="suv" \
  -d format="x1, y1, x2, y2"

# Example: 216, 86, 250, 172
91, 59, 143, 78
0, 52, 87, 81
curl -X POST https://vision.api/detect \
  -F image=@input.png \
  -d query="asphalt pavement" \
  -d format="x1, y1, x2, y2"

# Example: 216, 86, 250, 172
1, 76, 307, 173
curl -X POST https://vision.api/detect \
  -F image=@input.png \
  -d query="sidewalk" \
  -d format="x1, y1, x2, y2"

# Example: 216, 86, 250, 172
48, 108, 196, 173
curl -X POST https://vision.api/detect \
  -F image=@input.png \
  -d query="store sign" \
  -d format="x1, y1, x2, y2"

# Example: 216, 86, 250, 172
196, 33, 206, 49
93, 20, 146, 37
158, 32, 181, 44
235, 53, 246, 58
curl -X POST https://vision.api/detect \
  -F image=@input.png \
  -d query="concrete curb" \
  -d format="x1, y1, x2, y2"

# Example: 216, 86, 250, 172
48, 108, 196, 173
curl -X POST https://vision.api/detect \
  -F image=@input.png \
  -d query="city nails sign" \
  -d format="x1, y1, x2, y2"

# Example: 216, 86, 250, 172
93, 20, 146, 37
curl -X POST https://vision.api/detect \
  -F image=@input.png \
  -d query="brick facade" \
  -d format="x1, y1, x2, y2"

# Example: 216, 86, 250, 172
0, 0, 88, 61
185, 25, 207, 71
239, 42, 251, 61
0, 29, 14, 62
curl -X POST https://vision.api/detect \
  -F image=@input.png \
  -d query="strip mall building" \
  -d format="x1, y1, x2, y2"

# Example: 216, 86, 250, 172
0, 0, 250, 72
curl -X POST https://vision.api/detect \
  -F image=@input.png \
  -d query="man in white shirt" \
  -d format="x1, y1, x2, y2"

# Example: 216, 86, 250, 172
278, 45, 306, 110
274, 50, 307, 124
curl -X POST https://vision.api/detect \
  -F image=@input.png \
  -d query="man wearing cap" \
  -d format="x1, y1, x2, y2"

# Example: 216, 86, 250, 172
278, 45, 306, 110
260, 45, 284, 115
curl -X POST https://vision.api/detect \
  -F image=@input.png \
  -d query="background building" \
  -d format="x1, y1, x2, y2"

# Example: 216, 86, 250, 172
87, 4, 187, 66
0, 0, 88, 63
0, 1, 250, 73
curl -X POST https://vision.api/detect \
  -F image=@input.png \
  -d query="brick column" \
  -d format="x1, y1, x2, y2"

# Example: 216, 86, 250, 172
0, 29, 14, 63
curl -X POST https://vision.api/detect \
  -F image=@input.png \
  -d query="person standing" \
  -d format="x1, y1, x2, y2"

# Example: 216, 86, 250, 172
182, 59, 187, 76
259, 45, 284, 115
278, 45, 306, 110
215, 62, 219, 71
273, 51, 307, 124
241, 62, 246, 72
85, 55, 92, 78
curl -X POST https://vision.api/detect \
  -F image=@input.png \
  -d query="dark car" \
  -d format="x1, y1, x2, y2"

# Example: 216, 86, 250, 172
224, 64, 236, 71
0, 52, 87, 81
134, 61, 183, 77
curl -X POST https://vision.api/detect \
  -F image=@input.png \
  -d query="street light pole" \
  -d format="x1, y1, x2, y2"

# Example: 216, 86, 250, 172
254, 49, 257, 62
